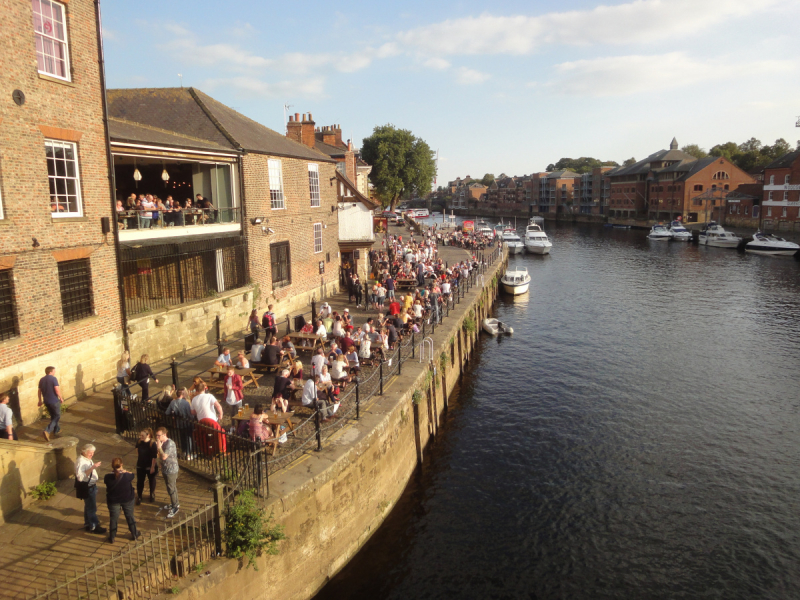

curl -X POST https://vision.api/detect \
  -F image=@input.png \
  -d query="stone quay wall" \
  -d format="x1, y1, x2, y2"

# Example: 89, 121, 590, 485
173, 250, 509, 600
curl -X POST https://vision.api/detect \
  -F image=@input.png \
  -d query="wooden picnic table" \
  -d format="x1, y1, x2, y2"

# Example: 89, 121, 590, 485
395, 277, 418, 290
287, 332, 327, 353
205, 365, 262, 389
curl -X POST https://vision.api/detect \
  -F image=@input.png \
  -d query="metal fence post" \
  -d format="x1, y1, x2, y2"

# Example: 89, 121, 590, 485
379, 361, 384, 396
211, 480, 226, 556
398, 342, 402, 376
356, 378, 360, 420
311, 299, 317, 320
171, 359, 179, 389
285, 315, 291, 335
412, 332, 416, 358
215, 315, 221, 352
422, 320, 426, 337
314, 408, 322, 451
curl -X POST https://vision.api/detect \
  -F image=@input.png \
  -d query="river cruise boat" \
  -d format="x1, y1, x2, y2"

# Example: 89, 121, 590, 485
501, 266, 530, 295
668, 220, 692, 241
699, 222, 741, 248
647, 224, 673, 241
501, 230, 524, 254
524, 220, 552, 254
745, 232, 800, 256
406, 208, 429, 219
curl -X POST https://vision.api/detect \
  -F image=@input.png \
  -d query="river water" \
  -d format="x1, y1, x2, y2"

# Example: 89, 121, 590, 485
315, 222, 800, 600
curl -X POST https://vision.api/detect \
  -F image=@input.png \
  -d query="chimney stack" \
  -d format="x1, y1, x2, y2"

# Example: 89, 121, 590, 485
286, 111, 317, 148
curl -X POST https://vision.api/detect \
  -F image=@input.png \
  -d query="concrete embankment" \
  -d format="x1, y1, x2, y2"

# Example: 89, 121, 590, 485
175, 251, 509, 600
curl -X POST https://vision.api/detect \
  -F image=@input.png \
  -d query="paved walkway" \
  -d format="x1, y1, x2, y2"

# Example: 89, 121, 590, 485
1, 218, 472, 599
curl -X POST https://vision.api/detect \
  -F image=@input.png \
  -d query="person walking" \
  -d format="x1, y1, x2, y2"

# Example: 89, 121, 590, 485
75, 444, 106, 535
131, 355, 157, 403
0, 393, 17, 440
104, 457, 138, 543
116, 351, 131, 396
155, 427, 180, 518
37, 366, 63, 442
134, 428, 158, 504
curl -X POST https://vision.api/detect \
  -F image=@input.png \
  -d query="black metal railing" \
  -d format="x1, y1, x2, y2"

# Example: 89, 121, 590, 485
117, 206, 241, 231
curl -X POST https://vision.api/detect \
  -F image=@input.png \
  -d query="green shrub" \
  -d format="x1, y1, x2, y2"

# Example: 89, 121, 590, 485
412, 390, 423, 405
30, 481, 57, 501
225, 490, 285, 570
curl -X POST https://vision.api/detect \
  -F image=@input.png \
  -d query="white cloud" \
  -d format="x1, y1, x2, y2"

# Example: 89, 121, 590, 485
455, 67, 490, 85
547, 52, 796, 96
394, 0, 778, 56
203, 76, 326, 99
423, 57, 451, 70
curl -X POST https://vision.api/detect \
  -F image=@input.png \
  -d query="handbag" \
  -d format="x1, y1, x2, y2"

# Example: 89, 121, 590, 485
75, 479, 90, 500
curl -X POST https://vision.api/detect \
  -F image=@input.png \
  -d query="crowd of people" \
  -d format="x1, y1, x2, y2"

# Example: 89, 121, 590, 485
115, 192, 217, 229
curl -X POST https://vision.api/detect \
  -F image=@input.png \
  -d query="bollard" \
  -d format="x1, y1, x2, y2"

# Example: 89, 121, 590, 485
314, 408, 322, 451
422, 320, 426, 337
285, 315, 291, 335
171, 359, 179, 389
311, 299, 317, 320
379, 360, 384, 395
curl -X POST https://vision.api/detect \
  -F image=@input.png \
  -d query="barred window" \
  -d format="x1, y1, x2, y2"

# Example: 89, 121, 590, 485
32, 0, 71, 81
268, 159, 284, 209
57, 258, 93, 323
0, 270, 19, 341
313, 223, 322, 254
270, 242, 291, 289
46, 139, 82, 216
308, 163, 320, 207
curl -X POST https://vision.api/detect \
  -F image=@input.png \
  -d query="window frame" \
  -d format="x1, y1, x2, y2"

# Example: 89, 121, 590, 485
308, 163, 321, 208
46, 139, 83, 217
32, 0, 71, 81
269, 241, 291, 289
268, 159, 285, 210
313, 222, 323, 254
0, 269, 19, 342
57, 258, 93, 324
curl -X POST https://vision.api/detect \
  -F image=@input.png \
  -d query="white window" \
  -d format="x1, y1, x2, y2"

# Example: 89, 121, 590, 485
785, 175, 791, 184
767, 207, 772, 217
308, 163, 320, 207
46, 139, 82, 217
769, 175, 775, 185
784, 191, 789, 201
32, 0, 70, 81
313, 222, 322, 254
782, 207, 787, 218
768, 192, 773, 201
268, 159, 284, 209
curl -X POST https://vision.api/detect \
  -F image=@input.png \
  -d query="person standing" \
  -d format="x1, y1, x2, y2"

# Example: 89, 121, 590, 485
165, 388, 195, 459
155, 427, 180, 518
104, 458, 138, 544
224, 367, 243, 421
37, 366, 63, 442
131, 355, 158, 403
0, 393, 17, 440
261, 304, 278, 340
75, 444, 106, 535
134, 428, 158, 505
116, 351, 131, 396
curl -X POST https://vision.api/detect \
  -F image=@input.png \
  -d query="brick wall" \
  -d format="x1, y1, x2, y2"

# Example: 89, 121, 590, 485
242, 153, 340, 317
0, 0, 124, 420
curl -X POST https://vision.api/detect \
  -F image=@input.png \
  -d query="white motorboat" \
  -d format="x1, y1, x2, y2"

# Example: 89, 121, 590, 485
668, 220, 692, 241
501, 266, 530, 295
699, 222, 742, 248
524, 220, 552, 254
647, 224, 673, 241
501, 229, 525, 254
482, 318, 514, 335
406, 208, 429, 219
745, 232, 800, 256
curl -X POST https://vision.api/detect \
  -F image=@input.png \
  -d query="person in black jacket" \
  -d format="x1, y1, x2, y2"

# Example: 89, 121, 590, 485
131, 354, 158, 402
135, 428, 158, 504
104, 457, 138, 544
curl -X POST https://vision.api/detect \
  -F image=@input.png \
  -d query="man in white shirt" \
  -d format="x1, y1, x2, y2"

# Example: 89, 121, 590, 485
301, 377, 317, 407
215, 348, 232, 368
191, 390, 223, 423
250, 340, 265, 364
311, 347, 327, 375
315, 320, 327, 340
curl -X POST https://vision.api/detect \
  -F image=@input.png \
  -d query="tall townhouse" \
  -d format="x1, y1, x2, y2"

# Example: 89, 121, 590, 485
0, 0, 123, 423
761, 149, 800, 230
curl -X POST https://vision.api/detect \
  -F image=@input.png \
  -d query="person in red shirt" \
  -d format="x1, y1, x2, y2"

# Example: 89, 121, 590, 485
388, 298, 402, 316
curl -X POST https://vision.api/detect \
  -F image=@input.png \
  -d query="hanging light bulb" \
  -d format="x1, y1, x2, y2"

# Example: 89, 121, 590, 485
133, 157, 141, 188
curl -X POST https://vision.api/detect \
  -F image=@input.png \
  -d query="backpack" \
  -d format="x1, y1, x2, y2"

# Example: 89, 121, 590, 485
262, 312, 275, 329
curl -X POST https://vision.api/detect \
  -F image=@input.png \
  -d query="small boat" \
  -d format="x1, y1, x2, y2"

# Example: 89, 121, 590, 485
501, 266, 530, 295
612, 224, 631, 229
699, 222, 741, 248
482, 318, 514, 335
501, 230, 524, 254
647, 224, 673, 241
668, 220, 692, 241
406, 208, 429, 219
745, 232, 800, 256
524, 220, 552, 254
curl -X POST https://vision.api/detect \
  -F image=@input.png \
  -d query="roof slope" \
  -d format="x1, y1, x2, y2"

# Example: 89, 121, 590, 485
765, 149, 800, 170
108, 118, 233, 152
107, 87, 332, 162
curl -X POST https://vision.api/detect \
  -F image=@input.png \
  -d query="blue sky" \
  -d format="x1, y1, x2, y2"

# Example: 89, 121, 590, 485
101, 0, 800, 186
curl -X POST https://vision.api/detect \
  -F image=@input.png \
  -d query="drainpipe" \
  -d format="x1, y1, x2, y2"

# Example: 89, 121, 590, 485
236, 153, 251, 285
94, 0, 129, 351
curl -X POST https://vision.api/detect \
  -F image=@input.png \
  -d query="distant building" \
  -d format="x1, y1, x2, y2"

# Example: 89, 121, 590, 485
761, 149, 800, 230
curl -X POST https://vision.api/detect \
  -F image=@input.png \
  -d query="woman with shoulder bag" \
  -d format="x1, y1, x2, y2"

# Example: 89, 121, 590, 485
104, 457, 138, 544
135, 428, 158, 504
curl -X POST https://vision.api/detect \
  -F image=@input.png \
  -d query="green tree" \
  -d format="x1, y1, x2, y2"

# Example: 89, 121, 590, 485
545, 157, 618, 174
361, 125, 437, 209
480, 173, 495, 186
709, 141, 739, 161
623, 157, 637, 166
681, 144, 708, 159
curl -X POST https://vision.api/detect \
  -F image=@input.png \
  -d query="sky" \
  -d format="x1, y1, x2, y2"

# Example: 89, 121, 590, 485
101, 0, 800, 187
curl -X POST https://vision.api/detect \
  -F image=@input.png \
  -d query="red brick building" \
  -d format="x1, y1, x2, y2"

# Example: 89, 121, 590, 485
761, 149, 800, 231
0, 0, 123, 422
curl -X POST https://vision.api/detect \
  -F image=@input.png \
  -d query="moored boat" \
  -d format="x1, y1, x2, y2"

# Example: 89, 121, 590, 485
699, 222, 741, 248
524, 219, 552, 254
502, 230, 524, 254
647, 224, 673, 240
668, 220, 692, 241
745, 232, 800, 256
482, 318, 514, 335
501, 266, 530, 295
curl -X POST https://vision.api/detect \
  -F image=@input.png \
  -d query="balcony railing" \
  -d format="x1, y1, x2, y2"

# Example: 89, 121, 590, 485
117, 207, 241, 231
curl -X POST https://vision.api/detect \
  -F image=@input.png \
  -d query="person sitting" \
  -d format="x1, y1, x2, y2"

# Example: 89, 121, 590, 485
311, 347, 327, 376
271, 369, 293, 414
330, 354, 352, 389
340, 331, 354, 352
388, 298, 402, 316
262, 338, 285, 368
345, 346, 360, 375
281, 335, 297, 360
318, 302, 332, 319
359, 336, 373, 366
235, 351, 249, 369
215, 348, 232, 368
247, 405, 273, 443
289, 359, 303, 385
250, 339, 265, 365
331, 316, 345, 340
315, 319, 328, 341
342, 309, 353, 331
327, 342, 342, 365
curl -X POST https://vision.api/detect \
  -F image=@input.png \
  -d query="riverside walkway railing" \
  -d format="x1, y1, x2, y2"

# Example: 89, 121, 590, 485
31, 245, 504, 599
